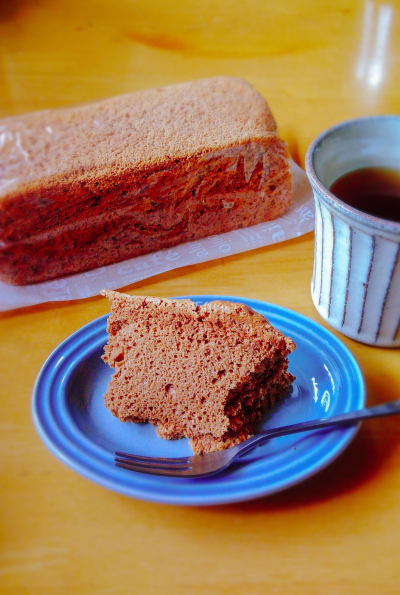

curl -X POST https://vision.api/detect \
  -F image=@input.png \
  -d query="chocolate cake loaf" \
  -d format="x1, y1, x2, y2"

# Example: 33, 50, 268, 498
101, 290, 295, 454
0, 77, 291, 285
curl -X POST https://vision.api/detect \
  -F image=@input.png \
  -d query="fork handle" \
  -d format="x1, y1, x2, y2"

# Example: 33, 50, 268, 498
237, 399, 400, 457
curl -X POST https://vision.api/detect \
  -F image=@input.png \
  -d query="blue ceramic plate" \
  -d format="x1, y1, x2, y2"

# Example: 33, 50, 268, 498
32, 296, 365, 506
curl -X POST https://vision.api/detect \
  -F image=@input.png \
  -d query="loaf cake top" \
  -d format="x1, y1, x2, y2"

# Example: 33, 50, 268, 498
0, 77, 279, 195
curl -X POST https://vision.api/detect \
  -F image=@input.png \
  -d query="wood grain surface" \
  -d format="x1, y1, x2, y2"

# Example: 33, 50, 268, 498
1, 1, 400, 593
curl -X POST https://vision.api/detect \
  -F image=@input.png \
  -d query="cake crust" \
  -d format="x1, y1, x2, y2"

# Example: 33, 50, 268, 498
101, 290, 295, 454
0, 77, 291, 285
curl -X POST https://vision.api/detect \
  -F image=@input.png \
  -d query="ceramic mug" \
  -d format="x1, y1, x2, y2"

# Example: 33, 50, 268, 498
305, 116, 400, 347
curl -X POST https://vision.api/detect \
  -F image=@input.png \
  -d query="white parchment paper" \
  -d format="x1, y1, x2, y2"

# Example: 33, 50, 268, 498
0, 161, 314, 311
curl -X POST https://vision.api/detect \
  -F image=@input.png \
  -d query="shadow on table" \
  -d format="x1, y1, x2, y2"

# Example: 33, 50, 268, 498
214, 416, 396, 514
210, 343, 400, 513
0, 0, 33, 22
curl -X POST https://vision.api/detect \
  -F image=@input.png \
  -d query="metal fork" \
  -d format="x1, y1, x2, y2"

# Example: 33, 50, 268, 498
115, 400, 400, 478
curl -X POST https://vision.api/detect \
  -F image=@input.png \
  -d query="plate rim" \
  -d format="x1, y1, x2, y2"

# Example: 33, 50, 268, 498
32, 295, 366, 506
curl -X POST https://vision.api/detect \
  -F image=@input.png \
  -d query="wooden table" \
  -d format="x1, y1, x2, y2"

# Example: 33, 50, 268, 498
1, 1, 400, 593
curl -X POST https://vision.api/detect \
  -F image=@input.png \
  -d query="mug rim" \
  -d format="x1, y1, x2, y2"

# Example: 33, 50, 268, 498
305, 115, 400, 235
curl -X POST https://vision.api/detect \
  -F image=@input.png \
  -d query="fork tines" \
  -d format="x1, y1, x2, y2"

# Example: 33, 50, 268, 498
114, 451, 193, 475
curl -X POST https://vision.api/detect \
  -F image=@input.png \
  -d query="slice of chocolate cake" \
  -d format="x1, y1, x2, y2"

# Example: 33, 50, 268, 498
101, 290, 295, 454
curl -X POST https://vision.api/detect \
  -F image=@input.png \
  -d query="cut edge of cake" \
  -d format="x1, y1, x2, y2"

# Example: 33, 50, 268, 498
101, 290, 296, 454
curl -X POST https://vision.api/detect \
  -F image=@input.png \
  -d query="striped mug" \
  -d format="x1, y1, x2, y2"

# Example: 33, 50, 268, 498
306, 116, 400, 347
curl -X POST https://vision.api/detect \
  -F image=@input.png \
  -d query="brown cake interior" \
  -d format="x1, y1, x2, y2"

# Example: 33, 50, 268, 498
101, 291, 295, 454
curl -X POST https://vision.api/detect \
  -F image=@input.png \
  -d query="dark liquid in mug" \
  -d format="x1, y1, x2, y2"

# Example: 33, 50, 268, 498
329, 167, 400, 223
